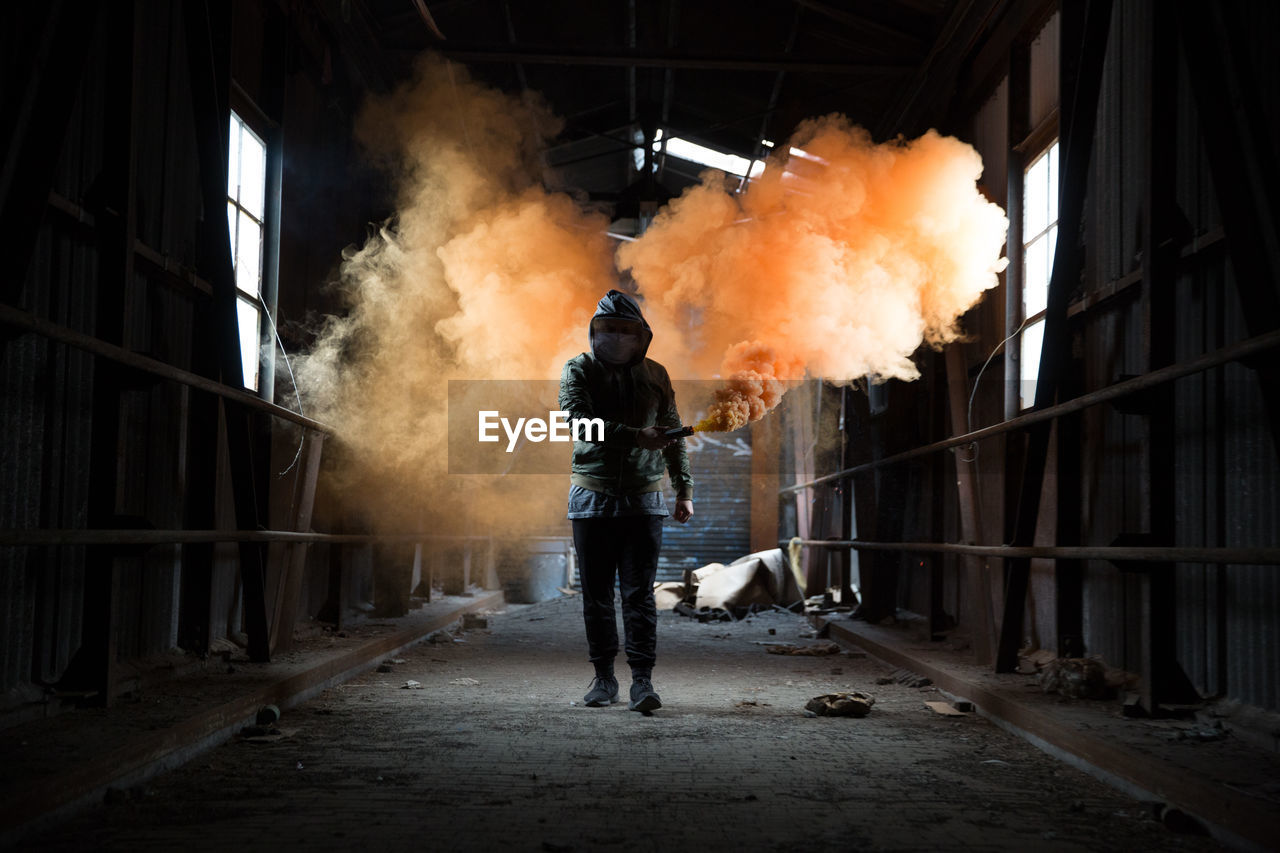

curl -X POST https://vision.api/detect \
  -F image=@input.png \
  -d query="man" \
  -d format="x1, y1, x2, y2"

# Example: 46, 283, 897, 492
558, 289, 694, 713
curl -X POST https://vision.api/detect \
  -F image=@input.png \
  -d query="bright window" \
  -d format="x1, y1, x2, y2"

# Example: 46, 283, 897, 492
1020, 140, 1058, 409
227, 112, 266, 390
639, 129, 766, 179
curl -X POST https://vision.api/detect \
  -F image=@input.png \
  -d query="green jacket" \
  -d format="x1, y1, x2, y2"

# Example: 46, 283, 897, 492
558, 290, 693, 501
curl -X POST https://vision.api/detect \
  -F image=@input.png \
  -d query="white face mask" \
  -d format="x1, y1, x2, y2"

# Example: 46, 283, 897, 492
594, 331, 641, 365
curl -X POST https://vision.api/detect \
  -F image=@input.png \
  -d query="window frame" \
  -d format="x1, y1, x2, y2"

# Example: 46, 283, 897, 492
226, 109, 269, 392
1017, 137, 1060, 410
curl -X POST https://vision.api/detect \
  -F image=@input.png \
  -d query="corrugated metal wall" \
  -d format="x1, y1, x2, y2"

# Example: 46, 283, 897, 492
1, 0, 376, 704
1070, 0, 1280, 709
658, 430, 753, 582
948, 0, 1280, 709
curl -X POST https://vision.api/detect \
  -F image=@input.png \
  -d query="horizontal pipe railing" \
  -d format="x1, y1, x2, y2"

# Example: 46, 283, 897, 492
781, 538, 1280, 566
0, 530, 571, 547
781, 326, 1280, 493
0, 302, 329, 434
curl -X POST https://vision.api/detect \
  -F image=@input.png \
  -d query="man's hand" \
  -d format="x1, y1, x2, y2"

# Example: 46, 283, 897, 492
673, 500, 693, 524
637, 426, 673, 450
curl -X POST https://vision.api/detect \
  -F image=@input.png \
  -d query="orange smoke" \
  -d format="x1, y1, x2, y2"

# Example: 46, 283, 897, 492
294, 57, 614, 533
693, 341, 804, 432
622, 116, 1008, 429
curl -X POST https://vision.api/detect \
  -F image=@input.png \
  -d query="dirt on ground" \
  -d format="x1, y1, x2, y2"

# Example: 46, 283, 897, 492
17, 595, 1223, 852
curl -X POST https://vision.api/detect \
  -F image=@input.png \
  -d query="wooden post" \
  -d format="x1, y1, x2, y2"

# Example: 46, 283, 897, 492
945, 344, 995, 664
749, 414, 782, 554
270, 431, 324, 653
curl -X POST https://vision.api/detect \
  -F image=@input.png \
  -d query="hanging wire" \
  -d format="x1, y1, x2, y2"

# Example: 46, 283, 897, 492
256, 291, 308, 477
955, 316, 1031, 464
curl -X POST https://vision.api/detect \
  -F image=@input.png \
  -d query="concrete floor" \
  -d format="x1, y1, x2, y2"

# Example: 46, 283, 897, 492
18, 595, 1221, 852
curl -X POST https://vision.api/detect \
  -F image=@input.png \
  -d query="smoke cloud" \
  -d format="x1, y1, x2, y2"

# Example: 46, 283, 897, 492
295, 57, 614, 534
296, 59, 1006, 535
620, 116, 1008, 431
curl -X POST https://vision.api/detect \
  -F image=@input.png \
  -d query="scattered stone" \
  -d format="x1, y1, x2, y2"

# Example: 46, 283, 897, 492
876, 676, 894, 685
924, 701, 965, 716
462, 613, 489, 630
981, 759, 1010, 766
449, 677, 480, 686
1040, 658, 1108, 699
1122, 692, 1146, 717
402, 680, 423, 689
804, 692, 874, 717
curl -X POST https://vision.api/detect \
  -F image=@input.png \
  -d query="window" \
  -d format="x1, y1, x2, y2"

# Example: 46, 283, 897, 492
227, 112, 267, 390
638, 129, 766, 180
1019, 139, 1058, 409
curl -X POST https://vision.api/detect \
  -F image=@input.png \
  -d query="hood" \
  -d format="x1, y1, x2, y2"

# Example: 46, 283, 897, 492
588, 289, 653, 368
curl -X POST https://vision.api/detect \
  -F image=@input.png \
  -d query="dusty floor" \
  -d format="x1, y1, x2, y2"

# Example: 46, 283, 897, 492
18, 596, 1222, 852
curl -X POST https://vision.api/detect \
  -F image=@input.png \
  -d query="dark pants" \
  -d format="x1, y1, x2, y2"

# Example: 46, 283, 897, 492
572, 515, 663, 675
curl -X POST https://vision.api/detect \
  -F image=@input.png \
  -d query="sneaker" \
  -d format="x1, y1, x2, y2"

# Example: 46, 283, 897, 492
628, 676, 662, 712
583, 675, 619, 707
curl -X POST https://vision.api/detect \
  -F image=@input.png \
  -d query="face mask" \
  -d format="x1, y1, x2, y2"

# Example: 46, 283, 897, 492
595, 331, 640, 365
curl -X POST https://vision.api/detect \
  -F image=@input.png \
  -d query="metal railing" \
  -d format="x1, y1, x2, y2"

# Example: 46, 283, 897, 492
780, 538, 1280, 566
780, 326, 1280, 492
0, 301, 328, 433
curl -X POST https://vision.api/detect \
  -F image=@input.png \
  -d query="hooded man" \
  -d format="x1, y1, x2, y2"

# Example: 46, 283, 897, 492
558, 289, 694, 712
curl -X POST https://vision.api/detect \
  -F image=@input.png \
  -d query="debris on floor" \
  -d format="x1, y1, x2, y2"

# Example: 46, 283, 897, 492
449, 677, 480, 686
890, 669, 933, 688
924, 701, 966, 716
1159, 722, 1227, 743
653, 581, 686, 610
765, 641, 842, 656
1040, 658, 1109, 699
674, 602, 733, 622
402, 680, 423, 689
1018, 648, 1058, 674
804, 692, 874, 717
238, 726, 295, 742
462, 614, 489, 630
659, 549, 805, 617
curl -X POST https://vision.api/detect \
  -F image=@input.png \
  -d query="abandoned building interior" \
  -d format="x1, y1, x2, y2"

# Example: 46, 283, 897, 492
2, 0, 1278, 850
